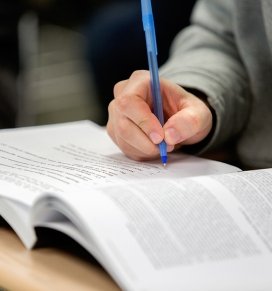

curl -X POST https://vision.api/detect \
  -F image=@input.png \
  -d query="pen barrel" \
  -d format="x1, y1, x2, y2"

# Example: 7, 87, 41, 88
142, 15, 157, 54
147, 50, 165, 125
141, 0, 167, 165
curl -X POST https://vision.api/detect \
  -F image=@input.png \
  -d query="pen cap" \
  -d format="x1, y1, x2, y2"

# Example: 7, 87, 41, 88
141, 0, 158, 54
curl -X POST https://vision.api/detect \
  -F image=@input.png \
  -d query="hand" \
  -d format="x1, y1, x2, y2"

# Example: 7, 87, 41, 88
107, 70, 213, 161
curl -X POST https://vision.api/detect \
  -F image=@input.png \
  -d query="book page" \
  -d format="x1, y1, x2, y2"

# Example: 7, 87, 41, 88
46, 168, 272, 291
0, 120, 239, 206
0, 198, 36, 248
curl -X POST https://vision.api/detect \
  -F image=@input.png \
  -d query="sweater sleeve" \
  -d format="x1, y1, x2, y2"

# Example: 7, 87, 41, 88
159, 0, 251, 152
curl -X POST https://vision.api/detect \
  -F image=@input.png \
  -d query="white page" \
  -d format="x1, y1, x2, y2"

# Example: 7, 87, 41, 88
45, 169, 272, 291
0, 120, 240, 206
0, 120, 239, 249
0, 198, 36, 248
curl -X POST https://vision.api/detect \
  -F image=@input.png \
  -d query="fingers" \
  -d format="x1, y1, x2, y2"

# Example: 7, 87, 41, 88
114, 70, 151, 104
107, 113, 160, 161
164, 95, 213, 146
107, 100, 174, 160
107, 70, 172, 161
107, 70, 213, 161
115, 92, 162, 140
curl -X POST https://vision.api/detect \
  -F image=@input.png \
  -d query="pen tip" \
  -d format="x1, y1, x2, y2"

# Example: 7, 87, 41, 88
161, 155, 167, 167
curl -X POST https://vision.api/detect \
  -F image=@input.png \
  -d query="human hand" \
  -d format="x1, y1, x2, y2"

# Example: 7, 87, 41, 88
107, 70, 213, 161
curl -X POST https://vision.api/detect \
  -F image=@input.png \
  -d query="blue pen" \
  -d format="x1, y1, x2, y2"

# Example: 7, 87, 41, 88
141, 0, 168, 166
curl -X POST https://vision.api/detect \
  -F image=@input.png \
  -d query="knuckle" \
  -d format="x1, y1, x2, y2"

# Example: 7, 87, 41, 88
115, 95, 131, 112
107, 99, 115, 113
130, 70, 149, 79
113, 81, 125, 97
186, 110, 201, 130
116, 119, 131, 139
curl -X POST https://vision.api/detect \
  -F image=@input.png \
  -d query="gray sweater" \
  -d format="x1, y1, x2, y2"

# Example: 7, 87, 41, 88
160, 0, 272, 169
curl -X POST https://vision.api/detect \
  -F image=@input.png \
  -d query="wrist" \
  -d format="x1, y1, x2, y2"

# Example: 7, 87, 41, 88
182, 87, 217, 154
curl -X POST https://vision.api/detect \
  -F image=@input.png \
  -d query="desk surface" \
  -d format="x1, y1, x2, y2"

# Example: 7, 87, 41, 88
0, 226, 120, 291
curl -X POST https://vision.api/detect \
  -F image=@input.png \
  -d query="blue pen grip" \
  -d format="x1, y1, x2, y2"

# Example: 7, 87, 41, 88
147, 50, 164, 125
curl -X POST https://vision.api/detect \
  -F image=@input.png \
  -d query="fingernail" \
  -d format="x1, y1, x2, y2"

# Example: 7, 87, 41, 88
149, 132, 162, 144
165, 128, 181, 144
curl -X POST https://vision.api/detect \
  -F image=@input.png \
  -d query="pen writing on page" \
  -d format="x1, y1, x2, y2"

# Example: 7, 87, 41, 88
141, 0, 168, 166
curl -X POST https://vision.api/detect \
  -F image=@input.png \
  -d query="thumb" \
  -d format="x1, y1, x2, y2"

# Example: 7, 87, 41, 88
164, 106, 212, 146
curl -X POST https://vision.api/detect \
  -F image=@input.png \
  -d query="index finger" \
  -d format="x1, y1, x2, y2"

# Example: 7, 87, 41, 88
114, 71, 164, 144
115, 93, 164, 145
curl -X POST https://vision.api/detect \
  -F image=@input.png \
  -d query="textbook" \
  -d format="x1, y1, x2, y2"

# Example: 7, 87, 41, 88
0, 120, 272, 291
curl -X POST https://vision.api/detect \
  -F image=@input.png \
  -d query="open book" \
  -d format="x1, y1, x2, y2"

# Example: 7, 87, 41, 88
0, 120, 271, 290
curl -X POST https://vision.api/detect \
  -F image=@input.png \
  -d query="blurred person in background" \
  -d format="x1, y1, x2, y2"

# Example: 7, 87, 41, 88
0, 0, 110, 129
0, 0, 196, 128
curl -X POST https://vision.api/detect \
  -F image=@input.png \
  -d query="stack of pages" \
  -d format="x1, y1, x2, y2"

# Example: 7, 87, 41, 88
0, 120, 271, 291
